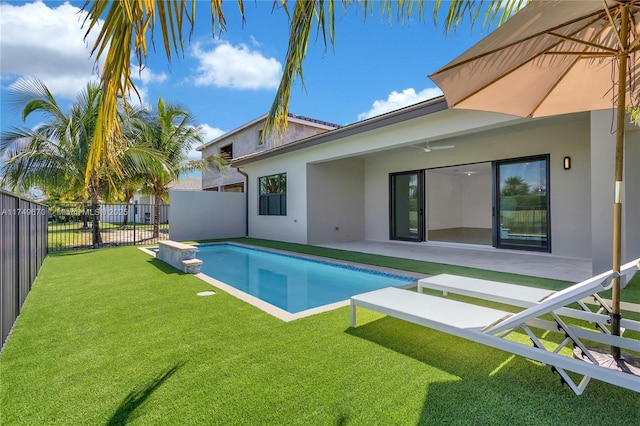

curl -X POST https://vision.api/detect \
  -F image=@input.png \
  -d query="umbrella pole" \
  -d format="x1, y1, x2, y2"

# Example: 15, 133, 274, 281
611, 4, 630, 359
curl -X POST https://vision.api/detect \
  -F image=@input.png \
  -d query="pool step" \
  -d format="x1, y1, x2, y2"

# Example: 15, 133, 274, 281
156, 240, 203, 274
182, 258, 203, 274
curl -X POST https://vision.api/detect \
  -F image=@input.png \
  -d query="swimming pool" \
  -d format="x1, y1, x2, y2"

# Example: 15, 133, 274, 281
196, 244, 415, 315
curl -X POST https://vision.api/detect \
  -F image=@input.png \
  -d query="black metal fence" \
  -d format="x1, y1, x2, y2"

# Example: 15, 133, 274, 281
1, 190, 48, 350
47, 202, 170, 252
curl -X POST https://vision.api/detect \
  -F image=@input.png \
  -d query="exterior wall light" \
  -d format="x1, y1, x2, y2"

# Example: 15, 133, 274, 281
563, 156, 571, 170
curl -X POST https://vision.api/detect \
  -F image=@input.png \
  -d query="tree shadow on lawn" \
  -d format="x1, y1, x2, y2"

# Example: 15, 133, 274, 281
107, 362, 186, 426
347, 317, 640, 424
145, 257, 189, 275
47, 249, 97, 257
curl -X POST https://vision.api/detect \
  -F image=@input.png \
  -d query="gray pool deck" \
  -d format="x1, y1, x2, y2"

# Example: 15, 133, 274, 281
318, 240, 593, 282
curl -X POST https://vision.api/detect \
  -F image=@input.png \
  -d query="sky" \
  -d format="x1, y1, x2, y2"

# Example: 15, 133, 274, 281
0, 1, 497, 161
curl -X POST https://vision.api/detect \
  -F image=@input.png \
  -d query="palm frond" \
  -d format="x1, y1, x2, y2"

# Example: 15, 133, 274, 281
82, 0, 244, 184
264, 0, 318, 140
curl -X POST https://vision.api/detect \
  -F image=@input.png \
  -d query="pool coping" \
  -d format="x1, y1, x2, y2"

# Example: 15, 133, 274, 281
139, 241, 427, 322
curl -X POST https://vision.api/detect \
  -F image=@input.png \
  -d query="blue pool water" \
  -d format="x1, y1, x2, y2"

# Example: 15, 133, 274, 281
197, 244, 414, 314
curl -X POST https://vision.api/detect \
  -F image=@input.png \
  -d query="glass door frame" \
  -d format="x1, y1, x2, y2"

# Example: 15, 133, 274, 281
493, 154, 551, 252
389, 170, 425, 242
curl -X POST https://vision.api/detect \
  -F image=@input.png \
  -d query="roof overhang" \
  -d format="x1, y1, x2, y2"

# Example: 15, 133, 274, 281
232, 96, 449, 167
197, 113, 340, 152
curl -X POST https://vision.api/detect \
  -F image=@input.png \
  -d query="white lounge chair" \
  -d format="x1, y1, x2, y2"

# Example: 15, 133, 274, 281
350, 263, 640, 395
416, 258, 640, 334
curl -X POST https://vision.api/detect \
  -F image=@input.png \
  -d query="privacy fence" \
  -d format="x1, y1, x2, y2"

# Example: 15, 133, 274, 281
47, 202, 170, 252
1, 190, 48, 349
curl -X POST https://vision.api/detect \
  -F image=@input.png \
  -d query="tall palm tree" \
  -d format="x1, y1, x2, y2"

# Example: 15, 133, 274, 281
1, 79, 158, 247
129, 98, 209, 238
0, 78, 107, 247
80, 0, 523, 181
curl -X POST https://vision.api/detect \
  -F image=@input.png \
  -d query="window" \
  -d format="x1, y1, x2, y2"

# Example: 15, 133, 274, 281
256, 127, 265, 146
219, 144, 233, 160
259, 173, 287, 215
495, 155, 550, 252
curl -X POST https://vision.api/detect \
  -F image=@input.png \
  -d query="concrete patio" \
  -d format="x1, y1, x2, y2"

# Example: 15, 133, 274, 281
319, 240, 593, 282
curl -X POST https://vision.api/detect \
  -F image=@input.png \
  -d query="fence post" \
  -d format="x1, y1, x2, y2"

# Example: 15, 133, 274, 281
133, 201, 137, 245
13, 196, 20, 318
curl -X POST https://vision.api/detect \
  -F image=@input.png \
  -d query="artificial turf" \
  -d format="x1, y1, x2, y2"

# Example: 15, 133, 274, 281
0, 243, 638, 425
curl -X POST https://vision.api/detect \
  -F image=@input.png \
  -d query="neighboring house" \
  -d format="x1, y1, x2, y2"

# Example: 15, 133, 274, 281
232, 97, 640, 275
168, 177, 203, 192
198, 113, 339, 192
133, 177, 203, 205
130, 177, 202, 224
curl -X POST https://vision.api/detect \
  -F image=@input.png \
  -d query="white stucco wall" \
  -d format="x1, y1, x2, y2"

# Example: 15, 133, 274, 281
307, 159, 365, 244
426, 171, 463, 230
245, 154, 309, 244
590, 110, 640, 274
364, 113, 592, 258
425, 169, 491, 231
238, 108, 634, 264
624, 129, 640, 264
168, 190, 245, 241
462, 172, 492, 228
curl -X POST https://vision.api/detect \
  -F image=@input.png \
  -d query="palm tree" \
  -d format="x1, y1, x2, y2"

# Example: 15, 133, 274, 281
80, 1, 523, 181
501, 176, 531, 196
1, 79, 158, 247
0, 78, 107, 247
129, 98, 211, 238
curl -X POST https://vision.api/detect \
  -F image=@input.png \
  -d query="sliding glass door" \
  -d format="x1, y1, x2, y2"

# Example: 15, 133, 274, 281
495, 155, 550, 251
390, 170, 424, 241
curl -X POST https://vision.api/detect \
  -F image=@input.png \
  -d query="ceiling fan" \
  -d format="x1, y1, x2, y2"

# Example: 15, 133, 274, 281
409, 142, 455, 153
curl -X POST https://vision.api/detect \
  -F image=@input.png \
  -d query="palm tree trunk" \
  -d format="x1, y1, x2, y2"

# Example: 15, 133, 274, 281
89, 173, 103, 248
123, 203, 130, 227
122, 192, 133, 227
91, 196, 102, 248
153, 192, 162, 238
82, 202, 89, 229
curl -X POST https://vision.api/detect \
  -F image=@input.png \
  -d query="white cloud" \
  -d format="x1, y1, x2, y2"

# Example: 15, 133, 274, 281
125, 85, 150, 110
128, 65, 168, 107
131, 64, 168, 85
0, 1, 101, 100
191, 41, 281, 90
249, 35, 261, 47
200, 124, 226, 142
187, 146, 202, 160
357, 87, 444, 121
0, 2, 167, 105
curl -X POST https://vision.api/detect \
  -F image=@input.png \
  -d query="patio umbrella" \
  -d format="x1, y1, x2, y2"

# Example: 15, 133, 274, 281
429, 0, 640, 360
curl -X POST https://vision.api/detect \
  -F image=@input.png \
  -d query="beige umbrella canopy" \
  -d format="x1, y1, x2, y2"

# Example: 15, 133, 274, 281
430, 0, 640, 359
431, 1, 640, 117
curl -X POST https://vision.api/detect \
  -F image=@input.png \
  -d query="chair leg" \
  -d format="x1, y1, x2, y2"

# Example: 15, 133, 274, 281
350, 303, 357, 328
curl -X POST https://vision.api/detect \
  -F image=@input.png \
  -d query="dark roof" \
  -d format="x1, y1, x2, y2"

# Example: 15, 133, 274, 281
287, 113, 341, 129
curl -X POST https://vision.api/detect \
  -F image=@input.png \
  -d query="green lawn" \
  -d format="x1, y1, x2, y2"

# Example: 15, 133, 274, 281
1, 243, 639, 425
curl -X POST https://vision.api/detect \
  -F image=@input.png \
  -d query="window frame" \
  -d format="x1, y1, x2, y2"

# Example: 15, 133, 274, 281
256, 126, 265, 148
258, 173, 287, 216
219, 143, 233, 160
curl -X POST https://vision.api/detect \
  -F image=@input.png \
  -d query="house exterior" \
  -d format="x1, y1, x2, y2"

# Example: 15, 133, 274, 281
232, 97, 640, 275
198, 113, 339, 192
